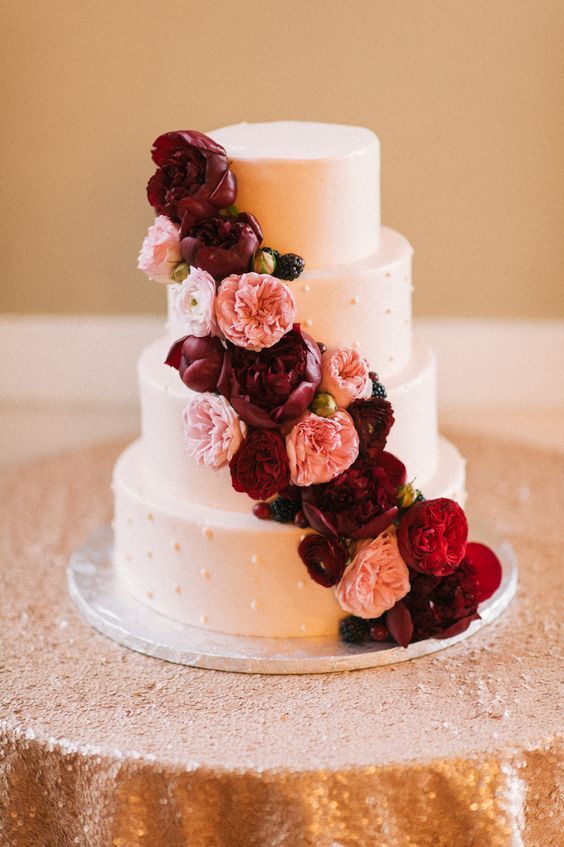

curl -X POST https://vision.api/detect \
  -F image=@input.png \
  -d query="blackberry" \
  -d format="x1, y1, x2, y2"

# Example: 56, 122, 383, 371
339, 615, 369, 644
275, 253, 305, 281
371, 380, 387, 399
270, 497, 300, 523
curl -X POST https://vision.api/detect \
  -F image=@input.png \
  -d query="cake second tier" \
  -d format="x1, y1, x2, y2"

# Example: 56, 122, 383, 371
139, 333, 440, 513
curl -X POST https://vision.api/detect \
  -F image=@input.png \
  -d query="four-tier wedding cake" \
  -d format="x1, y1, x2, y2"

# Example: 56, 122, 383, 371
112, 121, 500, 648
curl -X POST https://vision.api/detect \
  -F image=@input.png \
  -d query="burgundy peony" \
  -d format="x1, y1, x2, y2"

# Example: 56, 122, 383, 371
147, 131, 237, 226
298, 534, 348, 587
229, 429, 290, 500
165, 334, 225, 393
348, 397, 394, 457
180, 212, 263, 281
398, 498, 468, 577
303, 452, 406, 538
386, 541, 502, 644
218, 325, 322, 429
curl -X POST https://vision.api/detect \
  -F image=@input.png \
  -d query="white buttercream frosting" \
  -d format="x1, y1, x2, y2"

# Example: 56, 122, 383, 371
209, 121, 381, 267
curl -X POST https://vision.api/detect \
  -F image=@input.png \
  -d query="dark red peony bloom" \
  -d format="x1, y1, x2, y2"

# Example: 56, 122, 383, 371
218, 325, 322, 429
348, 397, 394, 458
229, 429, 290, 500
180, 212, 262, 280
165, 335, 225, 393
298, 534, 348, 587
303, 452, 406, 538
390, 541, 502, 644
147, 131, 237, 226
398, 498, 468, 577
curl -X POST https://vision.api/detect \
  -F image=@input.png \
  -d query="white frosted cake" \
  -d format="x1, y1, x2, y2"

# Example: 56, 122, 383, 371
112, 121, 491, 649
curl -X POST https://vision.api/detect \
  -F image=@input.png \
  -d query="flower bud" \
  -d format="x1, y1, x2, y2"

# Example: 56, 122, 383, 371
310, 392, 338, 418
252, 249, 277, 275
170, 261, 190, 283
397, 482, 417, 509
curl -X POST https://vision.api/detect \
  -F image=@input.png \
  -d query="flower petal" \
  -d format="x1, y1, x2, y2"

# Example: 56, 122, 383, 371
302, 502, 338, 539
464, 542, 503, 602
385, 600, 414, 648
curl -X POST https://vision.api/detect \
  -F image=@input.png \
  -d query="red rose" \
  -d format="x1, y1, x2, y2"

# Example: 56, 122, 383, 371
229, 430, 290, 500
218, 326, 322, 429
165, 335, 225, 392
147, 131, 237, 226
303, 452, 406, 537
180, 212, 263, 281
348, 397, 394, 457
298, 534, 348, 587
398, 498, 468, 576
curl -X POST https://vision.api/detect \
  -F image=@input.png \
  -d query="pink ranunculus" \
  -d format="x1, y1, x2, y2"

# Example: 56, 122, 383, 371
286, 411, 359, 487
215, 273, 296, 352
319, 347, 372, 409
137, 215, 182, 284
183, 393, 246, 469
173, 267, 219, 337
335, 526, 410, 619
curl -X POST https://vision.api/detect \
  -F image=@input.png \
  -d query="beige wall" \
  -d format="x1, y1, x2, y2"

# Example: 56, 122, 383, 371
2, 0, 563, 318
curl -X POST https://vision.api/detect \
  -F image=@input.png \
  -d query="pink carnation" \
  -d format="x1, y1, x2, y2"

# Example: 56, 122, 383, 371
335, 526, 410, 619
286, 410, 359, 487
173, 267, 219, 337
137, 215, 182, 284
183, 393, 246, 469
319, 347, 372, 409
215, 272, 296, 351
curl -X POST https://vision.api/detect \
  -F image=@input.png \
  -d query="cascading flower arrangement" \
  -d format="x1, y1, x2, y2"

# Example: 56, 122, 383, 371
138, 129, 503, 648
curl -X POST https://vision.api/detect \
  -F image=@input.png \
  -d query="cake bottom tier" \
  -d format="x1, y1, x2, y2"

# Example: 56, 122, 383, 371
113, 438, 466, 639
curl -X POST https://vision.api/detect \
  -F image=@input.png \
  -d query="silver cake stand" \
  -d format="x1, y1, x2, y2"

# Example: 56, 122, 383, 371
68, 526, 518, 675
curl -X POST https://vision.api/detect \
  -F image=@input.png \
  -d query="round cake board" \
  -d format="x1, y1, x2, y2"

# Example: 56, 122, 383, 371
67, 526, 518, 675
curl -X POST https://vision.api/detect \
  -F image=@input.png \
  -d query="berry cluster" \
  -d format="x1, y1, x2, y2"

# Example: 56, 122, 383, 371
254, 247, 305, 281
339, 615, 391, 644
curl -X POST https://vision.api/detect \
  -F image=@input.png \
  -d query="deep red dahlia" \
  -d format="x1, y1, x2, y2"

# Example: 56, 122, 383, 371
165, 335, 225, 393
303, 451, 406, 537
180, 212, 263, 280
147, 130, 237, 225
218, 325, 322, 429
348, 397, 394, 457
229, 430, 290, 501
298, 534, 348, 587
398, 498, 468, 576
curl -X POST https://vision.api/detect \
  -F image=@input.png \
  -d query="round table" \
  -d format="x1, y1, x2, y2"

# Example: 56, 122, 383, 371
0, 432, 561, 847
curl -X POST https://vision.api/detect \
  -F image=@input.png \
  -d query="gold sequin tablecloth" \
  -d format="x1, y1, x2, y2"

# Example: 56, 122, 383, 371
0, 433, 562, 847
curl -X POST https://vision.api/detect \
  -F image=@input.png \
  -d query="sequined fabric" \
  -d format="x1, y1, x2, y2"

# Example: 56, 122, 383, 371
0, 434, 562, 846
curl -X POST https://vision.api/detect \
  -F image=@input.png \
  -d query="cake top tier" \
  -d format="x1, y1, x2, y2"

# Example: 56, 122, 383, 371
209, 121, 381, 268
210, 120, 379, 160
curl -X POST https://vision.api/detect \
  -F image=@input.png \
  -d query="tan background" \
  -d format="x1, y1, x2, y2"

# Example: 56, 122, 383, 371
2, 0, 563, 318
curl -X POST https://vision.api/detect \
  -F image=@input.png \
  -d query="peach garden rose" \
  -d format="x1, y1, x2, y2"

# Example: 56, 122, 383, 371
183, 393, 246, 469
335, 525, 410, 619
137, 215, 182, 284
319, 347, 372, 409
215, 272, 296, 352
285, 410, 359, 487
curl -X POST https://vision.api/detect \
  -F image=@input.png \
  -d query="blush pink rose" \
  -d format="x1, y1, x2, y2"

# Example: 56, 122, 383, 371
215, 272, 296, 351
319, 347, 372, 409
173, 267, 219, 337
137, 215, 182, 284
286, 410, 359, 487
183, 393, 246, 469
335, 525, 410, 619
